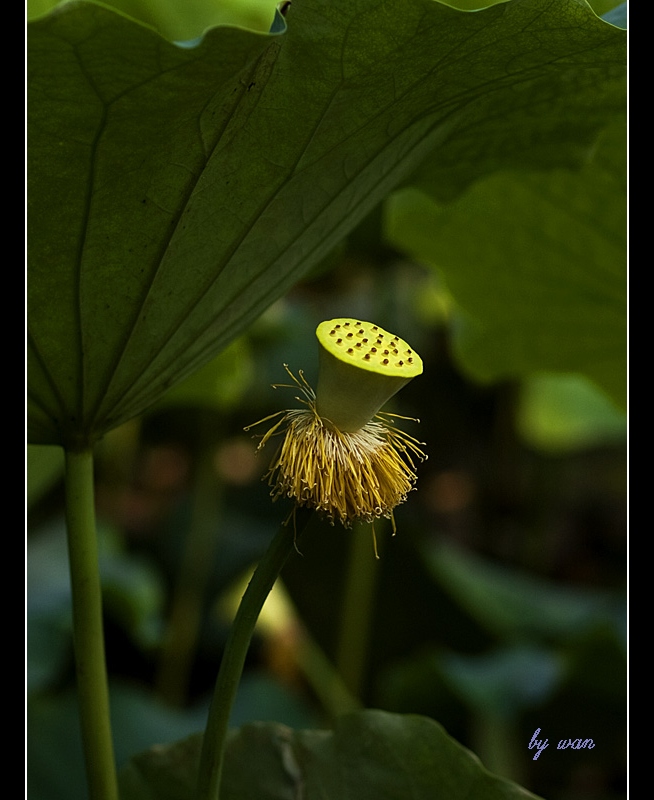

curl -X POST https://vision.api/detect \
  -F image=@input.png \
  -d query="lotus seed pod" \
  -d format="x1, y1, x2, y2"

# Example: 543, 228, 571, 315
315, 319, 423, 432
245, 319, 426, 531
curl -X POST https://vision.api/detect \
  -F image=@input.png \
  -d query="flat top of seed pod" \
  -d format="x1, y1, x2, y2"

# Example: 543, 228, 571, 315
316, 318, 423, 378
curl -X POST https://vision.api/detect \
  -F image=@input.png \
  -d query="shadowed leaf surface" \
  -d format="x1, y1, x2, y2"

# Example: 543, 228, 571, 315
27, 0, 626, 445
120, 709, 543, 799
387, 118, 626, 407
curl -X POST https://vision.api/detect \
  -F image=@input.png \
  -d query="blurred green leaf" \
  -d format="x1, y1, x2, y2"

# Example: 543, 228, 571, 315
378, 644, 563, 725
379, 645, 564, 782
27, 683, 208, 800
387, 118, 626, 408
27, 444, 65, 509
562, 626, 627, 702
439, 645, 564, 717
28, 691, 88, 800
27, 519, 166, 694
27, 664, 316, 799
27, 1, 625, 40
27, 615, 73, 697
27, 521, 75, 694
422, 540, 625, 644
120, 710, 543, 799
517, 372, 626, 454
27, 0, 278, 39
106, 0, 277, 38
229, 672, 320, 730
100, 531, 166, 648
28, 0, 626, 446
155, 336, 255, 412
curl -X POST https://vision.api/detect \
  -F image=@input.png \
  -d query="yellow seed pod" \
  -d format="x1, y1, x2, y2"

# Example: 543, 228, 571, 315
315, 318, 423, 432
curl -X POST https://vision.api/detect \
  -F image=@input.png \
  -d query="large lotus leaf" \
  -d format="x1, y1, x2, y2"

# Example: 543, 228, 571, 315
27, 0, 626, 446
386, 116, 626, 408
120, 709, 542, 799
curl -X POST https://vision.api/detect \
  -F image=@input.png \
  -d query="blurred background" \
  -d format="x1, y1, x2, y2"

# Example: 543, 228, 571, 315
27, 204, 626, 800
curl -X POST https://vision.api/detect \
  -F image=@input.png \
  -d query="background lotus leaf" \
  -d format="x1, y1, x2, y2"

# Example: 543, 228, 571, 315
120, 710, 543, 799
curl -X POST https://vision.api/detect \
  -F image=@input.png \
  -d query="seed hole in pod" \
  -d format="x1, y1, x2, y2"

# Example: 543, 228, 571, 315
355, 342, 362, 348
344, 321, 351, 327
362, 338, 368, 343
336, 338, 342, 344
347, 348, 354, 354
397, 361, 404, 366
370, 347, 377, 353
382, 358, 389, 365
383, 350, 389, 355
407, 357, 413, 364
364, 354, 371, 360
347, 332, 354, 338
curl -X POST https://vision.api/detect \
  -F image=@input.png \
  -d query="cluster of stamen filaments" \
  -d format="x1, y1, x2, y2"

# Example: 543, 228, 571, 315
245, 366, 427, 528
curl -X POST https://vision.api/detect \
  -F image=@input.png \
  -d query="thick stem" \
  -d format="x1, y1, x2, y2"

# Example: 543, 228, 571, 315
335, 520, 382, 699
156, 449, 224, 707
196, 507, 313, 800
64, 448, 118, 800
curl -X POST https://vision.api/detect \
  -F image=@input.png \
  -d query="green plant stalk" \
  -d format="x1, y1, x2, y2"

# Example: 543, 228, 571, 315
336, 520, 382, 699
472, 711, 524, 786
156, 449, 224, 707
64, 448, 118, 800
196, 507, 314, 800
295, 633, 362, 720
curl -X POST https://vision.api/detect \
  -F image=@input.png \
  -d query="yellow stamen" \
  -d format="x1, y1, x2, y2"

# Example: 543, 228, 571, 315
246, 365, 426, 528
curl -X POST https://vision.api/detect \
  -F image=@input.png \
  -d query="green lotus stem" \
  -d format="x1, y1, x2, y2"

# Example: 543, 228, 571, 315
64, 448, 118, 800
209, 316, 425, 797
196, 507, 314, 800
336, 519, 383, 698
156, 449, 224, 707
